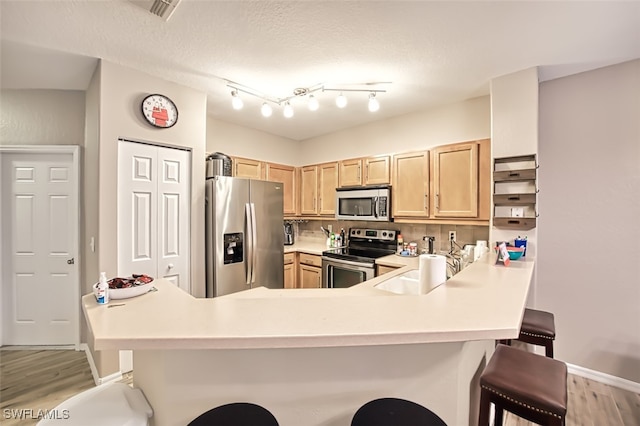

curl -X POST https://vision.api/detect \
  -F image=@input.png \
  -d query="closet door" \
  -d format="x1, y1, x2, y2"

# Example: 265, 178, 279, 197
117, 140, 191, 293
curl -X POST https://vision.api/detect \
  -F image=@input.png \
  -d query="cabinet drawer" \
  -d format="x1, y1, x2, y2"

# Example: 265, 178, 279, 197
493, 193, 536, 205
493, 169, 536, 182
493, 217, 537, 230
284, 252, 295, 265
299, 253, 322, 267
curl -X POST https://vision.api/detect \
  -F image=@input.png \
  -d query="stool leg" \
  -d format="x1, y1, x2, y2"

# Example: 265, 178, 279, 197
478, 388, 491, 426
545, 340, 554, 358
494, 404, 504, 426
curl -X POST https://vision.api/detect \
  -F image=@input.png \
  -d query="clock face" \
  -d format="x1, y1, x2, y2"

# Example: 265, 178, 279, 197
141, 94, 178, 128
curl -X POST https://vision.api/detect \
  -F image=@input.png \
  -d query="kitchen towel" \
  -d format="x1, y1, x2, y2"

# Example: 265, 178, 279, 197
418, 254, 447, 294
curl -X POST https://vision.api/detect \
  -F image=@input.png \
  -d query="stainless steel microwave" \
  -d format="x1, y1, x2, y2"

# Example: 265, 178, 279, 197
335, 186, 391, 221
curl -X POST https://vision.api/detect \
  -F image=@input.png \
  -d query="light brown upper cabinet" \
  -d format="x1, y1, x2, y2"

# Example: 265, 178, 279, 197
339, 156, 390, 187
392, 151, 430, 218
339, 158, 362, 187
265, 162, 296, 216
364, 155, 390, 185
232, 157, 263, 179
299, 165, 319, 215
318, 162, 338, 216
431, 142, 479, 218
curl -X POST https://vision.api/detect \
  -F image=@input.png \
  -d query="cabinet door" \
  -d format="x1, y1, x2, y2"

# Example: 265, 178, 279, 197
432, 143, 478, 217
392, 151, 429, 218
284, 253, 296, 289
339, 159, 362, 187
365, 156, 390, 185
318, 162, 338, 215
376, 265, 400, 276
233, 157, 263, 179
266, 163, 296, 215
298, 264, 322, 288
299, 166, 318, 215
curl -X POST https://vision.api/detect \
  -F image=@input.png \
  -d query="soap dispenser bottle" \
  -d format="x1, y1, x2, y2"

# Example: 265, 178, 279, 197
97, 272, 109, 304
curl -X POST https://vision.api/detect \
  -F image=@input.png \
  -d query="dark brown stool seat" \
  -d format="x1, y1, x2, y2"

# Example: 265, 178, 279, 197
479, 344, 567, 426
500, 308, 556, 357
519, 308, 556, 357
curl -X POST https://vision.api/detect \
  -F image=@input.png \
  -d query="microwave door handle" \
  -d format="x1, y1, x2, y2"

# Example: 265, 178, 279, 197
373, 196, 379, 218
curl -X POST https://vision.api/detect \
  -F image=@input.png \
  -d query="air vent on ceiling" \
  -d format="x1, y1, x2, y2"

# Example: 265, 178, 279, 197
129, 0, 182, 21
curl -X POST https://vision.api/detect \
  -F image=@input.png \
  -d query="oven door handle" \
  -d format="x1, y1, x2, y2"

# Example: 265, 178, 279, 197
322, 257, 373, 269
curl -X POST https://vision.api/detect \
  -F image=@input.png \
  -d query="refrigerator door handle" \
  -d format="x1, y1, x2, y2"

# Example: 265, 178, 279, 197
249, 202, 258, 284
245, 203, 253, 285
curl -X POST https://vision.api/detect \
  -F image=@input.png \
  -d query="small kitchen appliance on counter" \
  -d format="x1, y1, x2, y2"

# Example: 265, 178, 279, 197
322, 228, 399, 288
284, 222, 294, 245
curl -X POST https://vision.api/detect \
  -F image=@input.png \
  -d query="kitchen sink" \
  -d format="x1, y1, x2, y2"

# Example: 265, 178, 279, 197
374, 270, 421, 295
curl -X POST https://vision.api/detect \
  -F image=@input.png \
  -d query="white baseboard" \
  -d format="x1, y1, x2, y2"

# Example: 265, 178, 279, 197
79, 343, 123, 386
567, 362, 640, 394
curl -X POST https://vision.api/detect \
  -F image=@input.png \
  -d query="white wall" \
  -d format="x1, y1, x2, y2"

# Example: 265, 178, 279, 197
0, 90, 86, 145
0, 89, 86, 348
538, 59, 640, 383
489, 68, 539, 308
300, 96, 490, 163
207, 117, 299, 165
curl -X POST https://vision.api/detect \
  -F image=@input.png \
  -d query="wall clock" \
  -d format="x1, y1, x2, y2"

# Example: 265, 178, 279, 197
141, 94, 178, 128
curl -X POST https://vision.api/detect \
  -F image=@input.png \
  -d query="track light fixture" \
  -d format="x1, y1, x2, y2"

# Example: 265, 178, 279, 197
335, 92, 348, 108
368, 92, 380, 112
283, 101, 294, 118
231, 90, 243, 110
226, 81, 389, 119
261, 102, 272, 117
308, 94, 319, 111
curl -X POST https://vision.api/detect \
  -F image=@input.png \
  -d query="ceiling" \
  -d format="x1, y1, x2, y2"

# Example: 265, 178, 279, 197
1, 1, 639, 141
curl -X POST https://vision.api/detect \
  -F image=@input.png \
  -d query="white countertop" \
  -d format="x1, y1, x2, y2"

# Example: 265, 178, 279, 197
83, 253, 534, 351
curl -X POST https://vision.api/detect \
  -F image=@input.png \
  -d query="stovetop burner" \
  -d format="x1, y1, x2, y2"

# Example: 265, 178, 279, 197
321, 227, 398, 264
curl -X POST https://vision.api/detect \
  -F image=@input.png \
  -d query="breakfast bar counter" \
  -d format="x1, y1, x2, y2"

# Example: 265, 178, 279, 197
82, 254, 534, 426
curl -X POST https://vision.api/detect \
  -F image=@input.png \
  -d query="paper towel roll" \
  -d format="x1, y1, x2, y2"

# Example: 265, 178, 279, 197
418, 254, 447, 294
475, 240, 488, 261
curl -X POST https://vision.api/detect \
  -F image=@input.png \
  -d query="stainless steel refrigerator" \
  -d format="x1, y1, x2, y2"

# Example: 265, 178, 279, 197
205, 175, 284, 297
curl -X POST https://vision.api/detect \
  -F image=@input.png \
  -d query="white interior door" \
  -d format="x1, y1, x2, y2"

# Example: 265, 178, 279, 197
1, 148, 79, 345
117, 140, 191, 292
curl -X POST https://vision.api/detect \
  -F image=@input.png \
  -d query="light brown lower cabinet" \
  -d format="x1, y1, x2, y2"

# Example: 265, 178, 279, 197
297, 253, 322, 288
376, 265, 400, 276
284, 252, 296, 289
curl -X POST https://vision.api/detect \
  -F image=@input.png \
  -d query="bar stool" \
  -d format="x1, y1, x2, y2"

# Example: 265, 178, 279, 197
479, 344, 567, 426
501, 308, 556, 358
352, 398, 447, 426
187, 402, 278, 426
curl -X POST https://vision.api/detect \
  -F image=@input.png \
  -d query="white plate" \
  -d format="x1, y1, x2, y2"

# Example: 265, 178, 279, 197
95, 280, 155, 300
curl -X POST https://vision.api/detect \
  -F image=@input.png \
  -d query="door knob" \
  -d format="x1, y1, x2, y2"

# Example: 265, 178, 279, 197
167, 263, 174, 269
66, 257, 75, 265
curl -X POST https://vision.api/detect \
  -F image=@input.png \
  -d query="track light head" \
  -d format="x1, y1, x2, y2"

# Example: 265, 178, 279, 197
336, 92, 348, 108
261, 102, 273, 117
308, 95, 319, 111
283, 101, 294, 118
231, 90, 243, 110
368, 92, 380, 112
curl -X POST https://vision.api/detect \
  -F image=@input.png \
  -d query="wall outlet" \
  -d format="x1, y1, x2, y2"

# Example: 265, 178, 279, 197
448, 231, 456, 241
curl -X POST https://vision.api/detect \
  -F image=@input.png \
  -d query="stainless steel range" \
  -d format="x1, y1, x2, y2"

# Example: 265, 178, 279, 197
322, 228, 399, 288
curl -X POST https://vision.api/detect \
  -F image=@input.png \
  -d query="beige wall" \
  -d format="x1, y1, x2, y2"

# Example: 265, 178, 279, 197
207, 117, 299, 165
538, 60, 640, 382
0, 89, 85, 145
300, 96, 490, 163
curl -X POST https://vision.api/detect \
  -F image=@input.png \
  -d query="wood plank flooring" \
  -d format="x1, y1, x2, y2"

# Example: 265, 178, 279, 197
1, 348, 639, 425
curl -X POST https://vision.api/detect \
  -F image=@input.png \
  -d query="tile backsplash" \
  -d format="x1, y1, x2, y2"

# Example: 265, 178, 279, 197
291, 219, 489, 253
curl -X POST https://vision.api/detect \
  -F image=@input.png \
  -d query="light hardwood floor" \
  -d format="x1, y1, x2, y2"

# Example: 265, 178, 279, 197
1, 348, 639, 425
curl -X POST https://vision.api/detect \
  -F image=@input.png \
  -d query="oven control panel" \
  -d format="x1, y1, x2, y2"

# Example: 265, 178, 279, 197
349, 228, 397, 242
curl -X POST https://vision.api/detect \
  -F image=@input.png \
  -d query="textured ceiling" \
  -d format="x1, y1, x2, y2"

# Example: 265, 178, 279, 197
1, 1, 639, 141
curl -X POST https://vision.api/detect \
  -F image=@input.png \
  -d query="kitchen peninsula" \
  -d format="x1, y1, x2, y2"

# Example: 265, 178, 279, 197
83, 254, 534, 426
